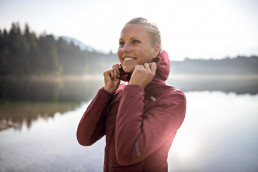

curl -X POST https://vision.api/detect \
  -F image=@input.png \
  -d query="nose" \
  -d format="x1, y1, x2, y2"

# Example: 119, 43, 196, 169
122, 42, 131, 53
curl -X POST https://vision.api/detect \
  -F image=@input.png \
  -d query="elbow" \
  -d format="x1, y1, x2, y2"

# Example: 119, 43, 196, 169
76, 131, 94, 146
77, 138, 92, 146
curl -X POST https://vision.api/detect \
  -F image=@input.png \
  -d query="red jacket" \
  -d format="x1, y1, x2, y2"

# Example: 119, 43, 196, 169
77, 51, 186, 172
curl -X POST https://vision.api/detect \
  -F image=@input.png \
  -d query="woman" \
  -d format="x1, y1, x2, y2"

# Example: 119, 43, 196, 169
77, 17, 186, 172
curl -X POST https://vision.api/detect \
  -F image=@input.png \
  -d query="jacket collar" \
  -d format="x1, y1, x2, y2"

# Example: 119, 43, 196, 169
144, 50, 170, 97
155, 50, 170, 81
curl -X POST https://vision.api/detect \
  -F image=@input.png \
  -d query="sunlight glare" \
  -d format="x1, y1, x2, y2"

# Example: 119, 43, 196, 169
171, 132, 198, 158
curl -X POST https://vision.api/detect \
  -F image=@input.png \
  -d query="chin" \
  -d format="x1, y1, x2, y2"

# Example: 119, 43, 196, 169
122, 65, 134, 73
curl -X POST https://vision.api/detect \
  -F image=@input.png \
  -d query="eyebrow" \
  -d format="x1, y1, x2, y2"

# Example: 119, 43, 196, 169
130, 36, 141, 40
119, 36, 141, 41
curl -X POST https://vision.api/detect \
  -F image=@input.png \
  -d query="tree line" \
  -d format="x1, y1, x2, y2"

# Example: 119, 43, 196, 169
171, 56, 258, 75
0, 22, 117, 77
1, 22, 257, 77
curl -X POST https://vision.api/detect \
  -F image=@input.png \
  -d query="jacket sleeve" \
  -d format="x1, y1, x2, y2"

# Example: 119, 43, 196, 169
77, 88, 113, 146
115, 85, 186, 165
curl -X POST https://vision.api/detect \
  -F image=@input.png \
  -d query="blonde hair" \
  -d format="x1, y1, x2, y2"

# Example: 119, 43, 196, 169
126, 17, 161, 49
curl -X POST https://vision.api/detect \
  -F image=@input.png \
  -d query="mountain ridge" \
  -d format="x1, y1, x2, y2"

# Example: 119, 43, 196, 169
54, 35, 108, 54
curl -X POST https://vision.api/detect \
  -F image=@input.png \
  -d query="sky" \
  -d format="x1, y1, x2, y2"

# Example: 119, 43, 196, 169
0, 0, 258, 61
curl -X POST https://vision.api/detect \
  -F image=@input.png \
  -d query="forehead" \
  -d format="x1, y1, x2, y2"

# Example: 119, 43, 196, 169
120, 24, 149, 40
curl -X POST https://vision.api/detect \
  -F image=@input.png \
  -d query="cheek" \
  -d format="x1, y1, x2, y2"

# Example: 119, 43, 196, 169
138, 49, 154, 64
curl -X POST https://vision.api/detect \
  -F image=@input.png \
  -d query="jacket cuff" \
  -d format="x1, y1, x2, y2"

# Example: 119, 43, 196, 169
100, 87, 115, 97
124, 84, 144, 93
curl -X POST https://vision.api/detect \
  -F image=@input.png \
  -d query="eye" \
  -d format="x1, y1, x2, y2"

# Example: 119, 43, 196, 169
132, 39, 140, 44
119, 41, 125, 47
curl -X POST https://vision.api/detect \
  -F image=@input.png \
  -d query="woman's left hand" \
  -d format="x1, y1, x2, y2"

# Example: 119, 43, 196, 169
129, 62, 156, 89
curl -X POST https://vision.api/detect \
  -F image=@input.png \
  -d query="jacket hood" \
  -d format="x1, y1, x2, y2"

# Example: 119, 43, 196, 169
155, 50, 170, 81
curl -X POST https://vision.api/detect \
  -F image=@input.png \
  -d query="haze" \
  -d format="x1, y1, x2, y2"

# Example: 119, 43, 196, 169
1, 0, 258, 61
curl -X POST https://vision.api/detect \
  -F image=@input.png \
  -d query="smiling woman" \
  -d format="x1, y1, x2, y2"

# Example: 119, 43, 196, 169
76, 17, 187, 172
118, 18, 161, 73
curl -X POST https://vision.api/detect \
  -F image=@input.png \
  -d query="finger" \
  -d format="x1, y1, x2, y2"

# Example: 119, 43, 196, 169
135, 64, 143, 71
113, 68, 117, 80
110, 70, 115, 80
144, 63, 151, 72
134, 64, 140, 69
112, 65, 120, 78
103, 70, 112, 76
150, 62, 157, 74
139, 64, 144, 68
114, 68, 120, 80
103, 70, 113, 81
112, 64, 120, 69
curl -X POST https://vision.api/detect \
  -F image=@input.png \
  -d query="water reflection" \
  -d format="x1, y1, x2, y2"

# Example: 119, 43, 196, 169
0, 75, 257, 131
0, 77, 104, 102
168, 91, 258, 172
0, 78, 104, 131
168, 74, 258, 95
0, 91, 257, 172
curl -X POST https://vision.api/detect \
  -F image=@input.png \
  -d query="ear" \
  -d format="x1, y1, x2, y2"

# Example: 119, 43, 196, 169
153, 44, 161, 57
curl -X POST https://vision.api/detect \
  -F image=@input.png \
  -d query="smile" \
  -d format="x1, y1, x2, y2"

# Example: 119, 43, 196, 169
123, 57, 136, 61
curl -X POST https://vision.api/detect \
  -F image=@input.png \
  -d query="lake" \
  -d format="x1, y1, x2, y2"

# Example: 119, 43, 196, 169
0, 75, 258, 172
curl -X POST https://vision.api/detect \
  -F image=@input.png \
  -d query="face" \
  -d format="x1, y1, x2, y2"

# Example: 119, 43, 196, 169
118, 24, 160, 73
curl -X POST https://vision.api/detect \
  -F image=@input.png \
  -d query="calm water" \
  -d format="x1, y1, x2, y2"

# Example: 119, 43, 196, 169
0, 76, 258, 172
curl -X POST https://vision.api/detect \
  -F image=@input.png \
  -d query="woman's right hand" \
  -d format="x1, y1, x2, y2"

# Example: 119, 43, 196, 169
103, 64, 121, 94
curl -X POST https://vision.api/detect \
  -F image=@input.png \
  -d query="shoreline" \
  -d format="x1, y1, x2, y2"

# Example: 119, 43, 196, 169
1, 74, 258, 81
0, 74, 103, 82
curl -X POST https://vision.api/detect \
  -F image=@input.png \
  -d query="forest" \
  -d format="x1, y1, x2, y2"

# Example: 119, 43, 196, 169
0, 22, 117, 77
0, 22, 257, 77
171, 56, 258, 75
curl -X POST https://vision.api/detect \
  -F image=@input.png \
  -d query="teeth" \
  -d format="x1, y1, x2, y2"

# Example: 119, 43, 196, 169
124, 57, 136, 61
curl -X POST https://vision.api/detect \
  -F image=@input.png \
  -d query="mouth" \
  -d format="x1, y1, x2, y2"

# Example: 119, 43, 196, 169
123, 57, 137, 61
